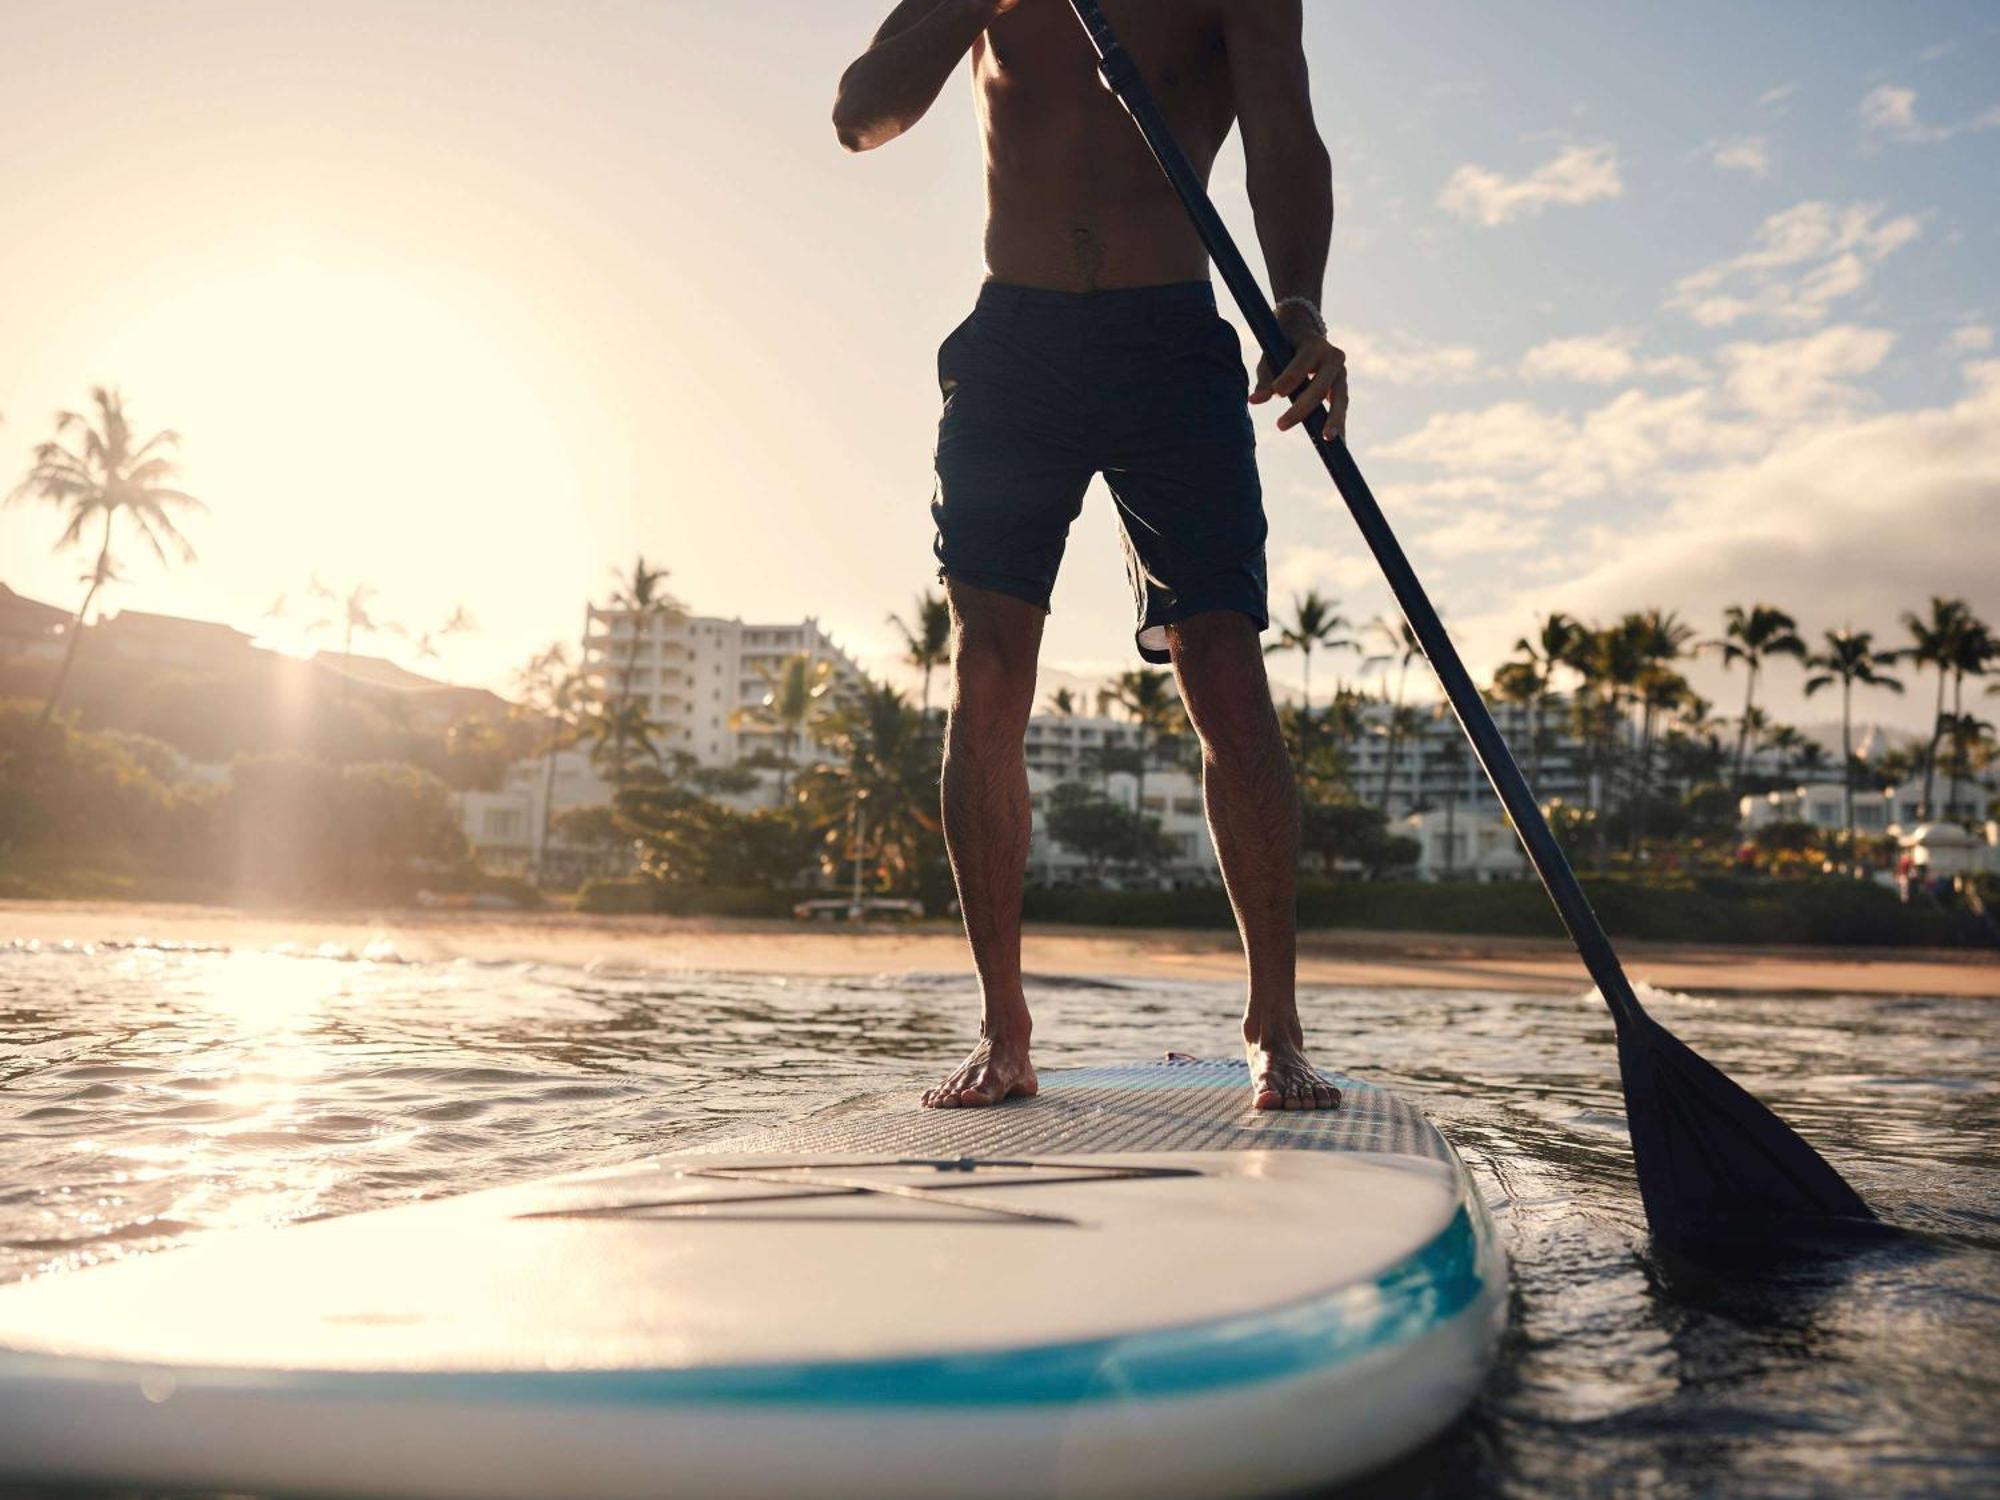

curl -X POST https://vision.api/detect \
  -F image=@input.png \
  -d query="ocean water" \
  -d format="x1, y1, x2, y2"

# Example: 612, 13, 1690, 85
0, 935, 1995, 1498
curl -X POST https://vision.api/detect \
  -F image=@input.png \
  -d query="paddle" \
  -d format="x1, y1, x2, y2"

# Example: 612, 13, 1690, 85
1064, 0, 1874, 1254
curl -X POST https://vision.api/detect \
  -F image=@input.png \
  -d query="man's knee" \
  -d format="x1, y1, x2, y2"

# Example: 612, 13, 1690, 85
947, 583, 1041, 732
1170, 613, 1276, 735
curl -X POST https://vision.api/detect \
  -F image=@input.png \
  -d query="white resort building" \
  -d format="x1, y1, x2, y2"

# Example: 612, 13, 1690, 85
1021, 711, 1216, 886
581, 604, 868, 767
460, 604, 870, 874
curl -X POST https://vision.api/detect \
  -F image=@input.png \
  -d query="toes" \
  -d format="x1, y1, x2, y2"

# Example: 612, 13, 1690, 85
1253, 1085, 1283, 1111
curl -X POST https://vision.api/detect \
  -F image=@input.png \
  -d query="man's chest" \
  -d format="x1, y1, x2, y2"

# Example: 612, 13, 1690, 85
978, 0, 1228, 109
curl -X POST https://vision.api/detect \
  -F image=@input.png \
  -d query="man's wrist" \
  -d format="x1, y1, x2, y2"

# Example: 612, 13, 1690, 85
1274, 295, 1327, 336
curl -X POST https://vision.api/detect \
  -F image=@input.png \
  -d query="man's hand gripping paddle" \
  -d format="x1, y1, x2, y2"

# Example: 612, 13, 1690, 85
1065, 0, 1875, 1256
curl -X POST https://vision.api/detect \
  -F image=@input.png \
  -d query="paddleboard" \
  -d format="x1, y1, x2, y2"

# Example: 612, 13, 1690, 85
0, 1059, 1507, 1498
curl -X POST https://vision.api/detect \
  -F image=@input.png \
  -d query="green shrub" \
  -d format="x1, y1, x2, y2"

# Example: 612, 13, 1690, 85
575, 878, 803, 918
577, 877, 660, 914
1020, 876, 1990, 948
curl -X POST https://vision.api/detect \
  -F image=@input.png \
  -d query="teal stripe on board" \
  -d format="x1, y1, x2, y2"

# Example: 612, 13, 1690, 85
59, 1206, 1484, 1412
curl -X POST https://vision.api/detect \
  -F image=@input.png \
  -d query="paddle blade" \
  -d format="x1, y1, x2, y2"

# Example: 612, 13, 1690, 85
1615, 1011, 1874, 1253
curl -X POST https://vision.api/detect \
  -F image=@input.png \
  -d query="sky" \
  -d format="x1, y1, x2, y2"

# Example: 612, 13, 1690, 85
1, 0, 1995, 731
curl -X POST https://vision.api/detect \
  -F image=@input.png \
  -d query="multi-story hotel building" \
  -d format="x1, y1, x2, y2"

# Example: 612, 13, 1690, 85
581, 603, 868, 768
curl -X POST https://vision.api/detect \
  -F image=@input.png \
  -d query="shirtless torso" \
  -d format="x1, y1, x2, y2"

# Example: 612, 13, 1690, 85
970, 0, 1232, 291
836, 0, 1342, 426
834, 0, 1349, 1115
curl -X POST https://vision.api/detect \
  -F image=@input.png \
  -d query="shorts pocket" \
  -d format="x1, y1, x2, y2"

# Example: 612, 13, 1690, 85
937, 313, 978, 396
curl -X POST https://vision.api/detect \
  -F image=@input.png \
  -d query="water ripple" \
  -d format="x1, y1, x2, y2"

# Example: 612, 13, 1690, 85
0, 942, 1994, 1497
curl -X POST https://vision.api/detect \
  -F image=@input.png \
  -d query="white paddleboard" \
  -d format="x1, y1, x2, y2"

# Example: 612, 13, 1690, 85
0, 1059, 1507, 1498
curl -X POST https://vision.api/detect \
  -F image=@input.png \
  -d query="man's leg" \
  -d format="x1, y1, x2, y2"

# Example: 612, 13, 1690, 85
1167, 611, 1340, 1111
922, 580, 1045, 1109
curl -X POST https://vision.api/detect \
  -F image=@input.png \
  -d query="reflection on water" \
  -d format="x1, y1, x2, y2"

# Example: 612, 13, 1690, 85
1, 937, 1996, 1497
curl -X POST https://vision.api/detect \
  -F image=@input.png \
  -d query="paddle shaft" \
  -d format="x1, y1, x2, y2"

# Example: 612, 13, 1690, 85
1066, 0, 1645, 1033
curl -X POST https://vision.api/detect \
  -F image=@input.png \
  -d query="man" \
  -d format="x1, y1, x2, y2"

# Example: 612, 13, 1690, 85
835, 0, 1348, 1111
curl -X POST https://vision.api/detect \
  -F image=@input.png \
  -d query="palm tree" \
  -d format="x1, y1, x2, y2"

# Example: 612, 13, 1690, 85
1490, 659, 1540, 780
1045, 687, 1079, 718
602, 556, 676, 789
1802, 629, 1903, 856
1504, 612, 1581, 792
1561, 622, 1644, 869
1106, 667, 1181, 807
1265, 589, 1356, 713
6, 387, 205, 726
1938, 712, 1995, 823
733, 652, 836, 803
307, 576, 397, 706
1668, 695, 1727, 790
1364, 615, 1425, 811
514, 642, 587, 878
1943, 615, 1994, 817
797, 682, 942, 893
583, 698, 662, 790
309, 576, 388, 659
1624, 608, 1696, 851
1898, 596, 1971, 820
1432, 707, 1469, 877
1707, 604, 1806, 789
889, 591, 952, 719
428, 604, 478, 685
1763, 722, 1806, 783
1380, 702, 1428, 819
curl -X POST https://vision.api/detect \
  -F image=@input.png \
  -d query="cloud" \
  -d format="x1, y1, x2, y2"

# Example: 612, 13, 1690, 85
1519, 331, 1706, 385
1545, 372, 2000, 656
1711, 137, 1772, 176
1415, 366, 2000, 701
1668, 200, 1921, 328
1437, 144, 1622, 226
1380, 401, 1578, 474
1859, 84, 2000, 144
1378, 384, 1770, 521
1375, 476, 1516, 515
1339, 329, 1489, 385
1717, 325, 1895, 420
1945, 323, 1994, 355
1388, 325, 1897, 510
1415, 508, 1548, 560
1757, 82, 1799, 110
1270, 543, 1387, 599
1521, 333, 1638, 383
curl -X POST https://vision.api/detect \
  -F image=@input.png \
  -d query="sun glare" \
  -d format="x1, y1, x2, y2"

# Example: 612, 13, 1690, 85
92, 256, 590, 667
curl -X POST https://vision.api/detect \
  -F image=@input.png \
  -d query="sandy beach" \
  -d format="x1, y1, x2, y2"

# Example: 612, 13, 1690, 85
5, 899, 1995, 999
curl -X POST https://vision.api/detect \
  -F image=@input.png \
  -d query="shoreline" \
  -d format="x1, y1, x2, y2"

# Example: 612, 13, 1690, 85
4, 899, 1995, 999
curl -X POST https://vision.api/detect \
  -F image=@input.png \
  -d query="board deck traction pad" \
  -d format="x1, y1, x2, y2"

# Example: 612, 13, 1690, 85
705, 1057, 1455, 1163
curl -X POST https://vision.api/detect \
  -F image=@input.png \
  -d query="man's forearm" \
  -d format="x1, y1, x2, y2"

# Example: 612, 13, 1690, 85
1247, 139, 1334, 309
834, 0, 1006, 152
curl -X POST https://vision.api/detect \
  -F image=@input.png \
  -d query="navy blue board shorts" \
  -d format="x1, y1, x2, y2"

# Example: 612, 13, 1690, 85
931, 280, 1268, 664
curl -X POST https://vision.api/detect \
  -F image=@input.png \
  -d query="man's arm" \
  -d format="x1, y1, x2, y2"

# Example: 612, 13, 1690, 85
1225, 0, 1346, 436
833, 0, 1016, 153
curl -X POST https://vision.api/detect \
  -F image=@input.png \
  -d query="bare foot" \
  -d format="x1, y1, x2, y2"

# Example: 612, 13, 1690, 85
920, 1033, 1038, 1109
1246, 1036, 1341, 1112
